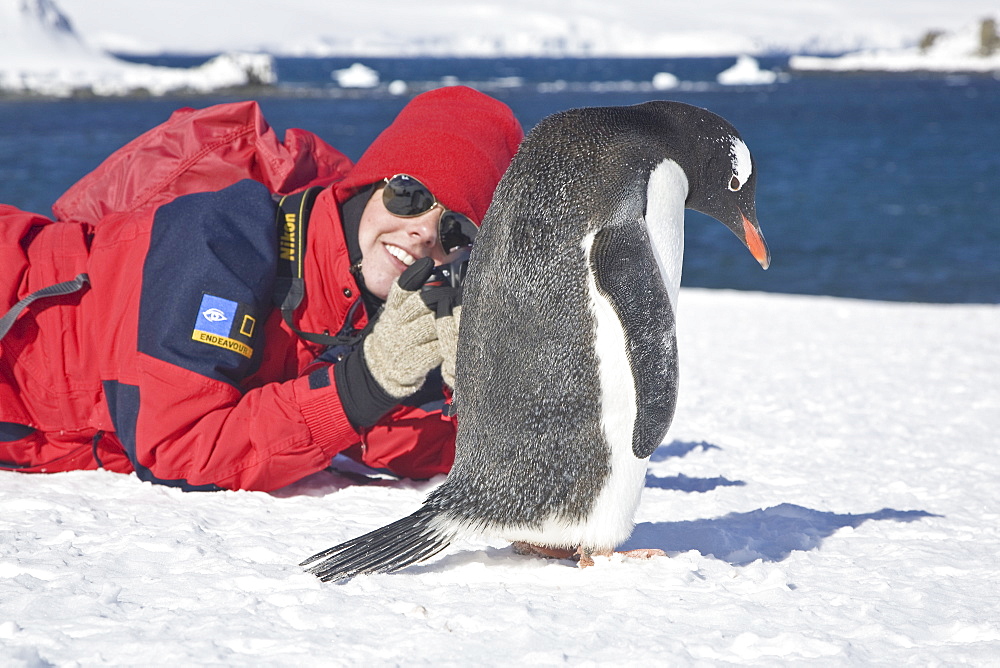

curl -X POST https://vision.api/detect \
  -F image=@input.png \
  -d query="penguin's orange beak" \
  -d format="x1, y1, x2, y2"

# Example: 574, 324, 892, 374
740, 209, 770, 270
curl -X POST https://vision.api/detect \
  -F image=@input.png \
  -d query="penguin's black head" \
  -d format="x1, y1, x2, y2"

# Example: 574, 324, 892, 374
639, 101, 770, 270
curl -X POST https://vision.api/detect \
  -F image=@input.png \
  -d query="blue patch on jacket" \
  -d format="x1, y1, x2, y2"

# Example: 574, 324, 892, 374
138, 180, 278, 387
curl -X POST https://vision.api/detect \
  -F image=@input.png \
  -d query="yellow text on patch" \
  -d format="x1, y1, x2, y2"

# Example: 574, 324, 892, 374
191, 330, 253, 359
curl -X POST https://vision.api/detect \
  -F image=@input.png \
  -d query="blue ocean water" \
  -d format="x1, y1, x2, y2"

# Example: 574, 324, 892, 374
1, 56, 997, 303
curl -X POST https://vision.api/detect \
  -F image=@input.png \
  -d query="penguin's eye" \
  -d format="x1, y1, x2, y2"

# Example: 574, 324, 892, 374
729, 175, 742, 192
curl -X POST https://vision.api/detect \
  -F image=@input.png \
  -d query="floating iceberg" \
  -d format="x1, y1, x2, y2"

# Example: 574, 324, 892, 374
790, 16, 1000, 73
716, 55, 778, 85
332, 63, 380, 88
0, 0, 276, 96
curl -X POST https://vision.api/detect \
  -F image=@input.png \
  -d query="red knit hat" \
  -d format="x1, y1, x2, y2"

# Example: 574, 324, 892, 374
335, 86, 523, 224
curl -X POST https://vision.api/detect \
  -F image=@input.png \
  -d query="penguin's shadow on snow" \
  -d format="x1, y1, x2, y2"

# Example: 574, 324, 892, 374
645, 440, 746, 493
626, 440, 939, 567
622, 504, 938, 567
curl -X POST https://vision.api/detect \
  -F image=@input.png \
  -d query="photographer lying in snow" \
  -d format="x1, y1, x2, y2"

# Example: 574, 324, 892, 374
0, 86, 524, 491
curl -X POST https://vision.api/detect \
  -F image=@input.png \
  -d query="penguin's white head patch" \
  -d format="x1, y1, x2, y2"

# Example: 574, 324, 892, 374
728, 137, 752, 192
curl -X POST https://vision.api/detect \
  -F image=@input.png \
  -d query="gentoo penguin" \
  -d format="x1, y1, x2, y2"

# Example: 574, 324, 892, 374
302, 101, 770, 581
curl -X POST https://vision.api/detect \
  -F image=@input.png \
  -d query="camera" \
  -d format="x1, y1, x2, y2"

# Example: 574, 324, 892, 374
422, 247, 471, 291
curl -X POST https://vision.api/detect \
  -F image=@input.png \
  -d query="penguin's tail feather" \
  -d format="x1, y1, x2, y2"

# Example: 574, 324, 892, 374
300, 507, 454, 582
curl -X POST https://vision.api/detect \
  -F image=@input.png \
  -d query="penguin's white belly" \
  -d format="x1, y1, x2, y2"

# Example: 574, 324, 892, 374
575, 249, 651, 547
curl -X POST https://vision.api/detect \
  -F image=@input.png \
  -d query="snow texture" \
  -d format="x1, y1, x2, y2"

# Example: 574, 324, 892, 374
3, 289, 998, 665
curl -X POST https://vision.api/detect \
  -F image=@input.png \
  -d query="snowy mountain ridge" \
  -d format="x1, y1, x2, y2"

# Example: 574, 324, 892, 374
0, 0, 275, 96
27, 0, 1000, 58
16, 0, 72, 35
1, 0, 92, 68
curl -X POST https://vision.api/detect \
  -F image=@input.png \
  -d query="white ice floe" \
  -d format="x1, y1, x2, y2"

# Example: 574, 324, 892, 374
652, 71, 680, 90
388, 79, 409, 95
331, 62, 380, 88
791, 16, 1000, 73
717, 55, 779, 85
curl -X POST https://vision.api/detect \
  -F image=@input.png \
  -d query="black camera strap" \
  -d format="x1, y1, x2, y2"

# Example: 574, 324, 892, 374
273, 187, 363, 348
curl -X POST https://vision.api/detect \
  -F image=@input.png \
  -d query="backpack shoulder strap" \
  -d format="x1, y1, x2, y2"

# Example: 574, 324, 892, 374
0, 273, 90, 343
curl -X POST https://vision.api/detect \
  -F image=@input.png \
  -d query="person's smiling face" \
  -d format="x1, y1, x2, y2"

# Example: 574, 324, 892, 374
357, 186, 455, 300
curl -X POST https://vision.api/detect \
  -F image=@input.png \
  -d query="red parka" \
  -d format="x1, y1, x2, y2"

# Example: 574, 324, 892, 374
0, 87, 524, 491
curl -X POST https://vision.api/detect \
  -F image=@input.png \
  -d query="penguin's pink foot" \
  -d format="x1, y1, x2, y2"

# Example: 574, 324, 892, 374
576, 546, 605, 568
512, 543, 666, 567
511, 542, 577, 560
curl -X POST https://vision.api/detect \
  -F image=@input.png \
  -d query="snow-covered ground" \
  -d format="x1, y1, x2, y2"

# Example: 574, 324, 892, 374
3, 289, 998, 665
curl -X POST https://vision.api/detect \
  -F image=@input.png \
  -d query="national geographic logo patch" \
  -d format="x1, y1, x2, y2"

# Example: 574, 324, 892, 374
192, 294, 256, 359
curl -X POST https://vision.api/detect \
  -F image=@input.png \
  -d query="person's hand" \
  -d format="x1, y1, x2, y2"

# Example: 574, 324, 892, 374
363, 258, 443, 398
334, 258, 443, 429
420, 283, 462, 389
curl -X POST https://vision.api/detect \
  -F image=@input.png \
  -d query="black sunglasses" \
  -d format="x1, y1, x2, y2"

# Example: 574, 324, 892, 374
382, 174, 478, 254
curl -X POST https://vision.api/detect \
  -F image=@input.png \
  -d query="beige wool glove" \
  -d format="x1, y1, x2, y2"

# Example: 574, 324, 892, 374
419, 265, 465, 391
435, 305, 461, 389
362, 259, 443, 399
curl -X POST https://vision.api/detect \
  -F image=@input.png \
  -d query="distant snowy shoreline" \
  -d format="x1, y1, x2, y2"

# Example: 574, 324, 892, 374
3, 0, 999, 98
0, 52, 278, 99
791, 16, 1000, 74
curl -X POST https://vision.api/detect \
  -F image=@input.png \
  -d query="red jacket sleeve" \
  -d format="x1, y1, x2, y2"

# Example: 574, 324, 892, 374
120, 354, 360, 491
119, 358, 455, 491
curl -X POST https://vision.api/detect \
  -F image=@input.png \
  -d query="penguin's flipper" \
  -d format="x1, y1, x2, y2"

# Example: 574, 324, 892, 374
589, 223, 679, 459
300, 507, 453, 582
